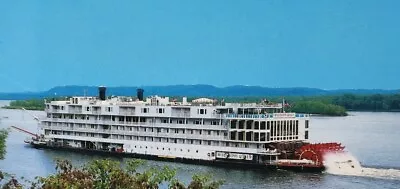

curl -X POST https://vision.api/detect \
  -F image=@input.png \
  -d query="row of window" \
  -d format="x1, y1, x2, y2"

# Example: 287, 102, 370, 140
48, 114, 222, 126
141, 108, 208, 115
47, 124, 227, 136
230, 120, 300, 130
50, 106, 215, 116
46, 121, 224, 130
230, 131, 270, 142
270, 136, 299, 141
131, 145, 200, 154
48, 130, 261, 148
270, 123, 299, 137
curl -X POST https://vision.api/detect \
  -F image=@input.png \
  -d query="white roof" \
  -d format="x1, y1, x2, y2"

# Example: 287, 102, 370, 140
192, 98, 214, 103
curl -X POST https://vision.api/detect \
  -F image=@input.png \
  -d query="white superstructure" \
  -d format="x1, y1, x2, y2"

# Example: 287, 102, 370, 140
39, 87, 310, 165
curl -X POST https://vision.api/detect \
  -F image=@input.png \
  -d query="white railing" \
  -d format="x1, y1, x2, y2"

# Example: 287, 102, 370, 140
226, 113, 309, 119
42, 126, 227, 141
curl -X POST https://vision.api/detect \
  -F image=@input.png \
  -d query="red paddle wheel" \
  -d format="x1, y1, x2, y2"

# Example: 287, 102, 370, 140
296, 143, 345, 166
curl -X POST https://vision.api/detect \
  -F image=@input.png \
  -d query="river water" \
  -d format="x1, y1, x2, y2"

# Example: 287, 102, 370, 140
0, 100, 399, 189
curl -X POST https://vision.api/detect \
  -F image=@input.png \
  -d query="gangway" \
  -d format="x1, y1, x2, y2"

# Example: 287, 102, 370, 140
10, 126, 39, 138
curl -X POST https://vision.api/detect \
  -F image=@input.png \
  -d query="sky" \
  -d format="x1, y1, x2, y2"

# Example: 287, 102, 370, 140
0, 0, 399, 92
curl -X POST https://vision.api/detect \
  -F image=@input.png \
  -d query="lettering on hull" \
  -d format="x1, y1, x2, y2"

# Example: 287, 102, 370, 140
216, 151, 253, 161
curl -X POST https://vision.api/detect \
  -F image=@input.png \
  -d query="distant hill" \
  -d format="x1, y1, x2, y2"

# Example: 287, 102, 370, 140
0, 85, 399, 100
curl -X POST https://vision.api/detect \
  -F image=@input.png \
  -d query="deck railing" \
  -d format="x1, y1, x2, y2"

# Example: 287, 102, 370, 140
226, 113, 309, 119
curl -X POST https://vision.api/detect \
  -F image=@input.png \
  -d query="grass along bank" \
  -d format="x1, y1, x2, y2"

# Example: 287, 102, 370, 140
2, 99, 45, 111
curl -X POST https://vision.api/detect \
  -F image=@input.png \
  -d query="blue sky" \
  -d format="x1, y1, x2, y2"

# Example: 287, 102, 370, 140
0, 0, 399, 92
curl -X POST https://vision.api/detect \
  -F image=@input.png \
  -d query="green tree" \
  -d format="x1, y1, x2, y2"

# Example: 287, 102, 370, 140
0, 129, 7, 183
0, 129, 7, 160
288, 101, 347, 116
1, 131, 223, 189
30, 159, 223, 189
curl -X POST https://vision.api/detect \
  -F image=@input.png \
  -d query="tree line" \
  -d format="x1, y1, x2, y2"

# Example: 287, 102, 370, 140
2, 93, 400, 116
331, 94, 400, 111
213, 94, 400, 116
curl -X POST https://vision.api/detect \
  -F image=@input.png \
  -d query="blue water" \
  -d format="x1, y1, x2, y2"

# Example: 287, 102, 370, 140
1, 100, 399, 188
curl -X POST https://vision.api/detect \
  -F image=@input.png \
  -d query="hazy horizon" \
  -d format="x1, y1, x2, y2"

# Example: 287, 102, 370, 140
0, 84, 399, 94
1, 1, 399, 92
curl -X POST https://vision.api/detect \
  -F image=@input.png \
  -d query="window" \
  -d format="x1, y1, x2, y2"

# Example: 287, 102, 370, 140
86, 107, 90, 111
141, 108, 149, 113
162, 119, 168, 123
305, 120, 309, 128
107, 107, 112, 112
198, 109, 207, 115
157, 108, 165, 114
261, 122, 266, 130
194, 120, 201, 125
208, 131, 211, 135
305, 131, 309, 139
211, 121, 218, 125
208, 141, 211, 145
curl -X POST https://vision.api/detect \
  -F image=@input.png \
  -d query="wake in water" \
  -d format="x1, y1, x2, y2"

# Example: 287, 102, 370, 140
323, 152, 400, 180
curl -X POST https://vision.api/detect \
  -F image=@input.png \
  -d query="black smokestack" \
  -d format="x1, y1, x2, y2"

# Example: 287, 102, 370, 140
137, 88, 144, 101
99, 86, 106, 101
